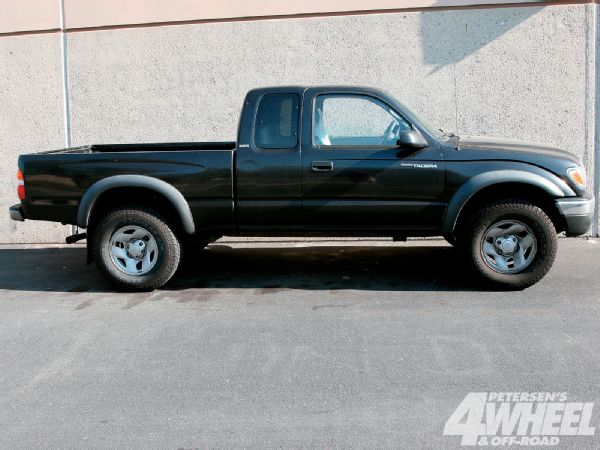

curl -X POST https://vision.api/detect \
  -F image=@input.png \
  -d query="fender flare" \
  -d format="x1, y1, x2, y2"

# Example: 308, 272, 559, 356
76, 175, 195, 234
441, 170, 574, 236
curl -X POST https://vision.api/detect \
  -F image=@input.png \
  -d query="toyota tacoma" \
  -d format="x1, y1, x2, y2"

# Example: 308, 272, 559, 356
9, 86, 595, 290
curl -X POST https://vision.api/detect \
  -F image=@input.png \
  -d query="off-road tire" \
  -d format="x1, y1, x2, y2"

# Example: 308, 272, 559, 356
458, 200, 557, 290
92, 207, 181, 291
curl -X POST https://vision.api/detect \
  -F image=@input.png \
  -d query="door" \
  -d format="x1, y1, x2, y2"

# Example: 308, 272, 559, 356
301, 92, 446, 231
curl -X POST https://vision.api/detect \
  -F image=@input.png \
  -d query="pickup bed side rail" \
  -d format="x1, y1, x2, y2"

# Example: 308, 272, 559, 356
77, 175, 196, 234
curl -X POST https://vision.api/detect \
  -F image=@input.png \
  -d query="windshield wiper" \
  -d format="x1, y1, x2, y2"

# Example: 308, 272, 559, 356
438, 128, 457, 138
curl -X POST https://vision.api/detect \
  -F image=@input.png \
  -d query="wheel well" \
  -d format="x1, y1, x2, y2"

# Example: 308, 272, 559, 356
87, 187, 183, 233
452, 183, 565, 238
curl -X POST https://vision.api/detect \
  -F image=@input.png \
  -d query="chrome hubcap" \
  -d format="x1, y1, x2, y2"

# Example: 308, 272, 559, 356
108, 225, 158, 276
481, 220, 537, 274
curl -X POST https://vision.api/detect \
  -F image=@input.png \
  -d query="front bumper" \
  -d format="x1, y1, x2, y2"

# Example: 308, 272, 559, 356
9, 204, 25, 222
555, 196, 595, 236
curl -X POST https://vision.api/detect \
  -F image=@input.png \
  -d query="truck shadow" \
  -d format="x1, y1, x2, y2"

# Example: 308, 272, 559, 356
0, 243, 475, 293
174, 244, 473, 292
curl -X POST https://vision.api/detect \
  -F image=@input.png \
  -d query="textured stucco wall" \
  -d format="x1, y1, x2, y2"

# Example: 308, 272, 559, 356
0, 34, 71, 243
0, 3, 598, 242
68, 5, 595, 159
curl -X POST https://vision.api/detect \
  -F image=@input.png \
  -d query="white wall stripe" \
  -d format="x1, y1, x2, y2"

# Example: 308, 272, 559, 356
59, 0, 76, 236
59, 0, 71, 149
593, 2, 600, 236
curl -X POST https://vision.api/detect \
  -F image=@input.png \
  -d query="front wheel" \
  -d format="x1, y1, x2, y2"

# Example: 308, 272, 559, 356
92, 207, 181, 290
458, 200, 557, 290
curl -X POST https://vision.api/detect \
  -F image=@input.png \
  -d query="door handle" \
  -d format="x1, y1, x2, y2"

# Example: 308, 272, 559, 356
312, 161, 333, 172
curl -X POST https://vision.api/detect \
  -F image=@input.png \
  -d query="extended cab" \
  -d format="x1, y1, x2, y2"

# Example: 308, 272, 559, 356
9, 86, 595, 290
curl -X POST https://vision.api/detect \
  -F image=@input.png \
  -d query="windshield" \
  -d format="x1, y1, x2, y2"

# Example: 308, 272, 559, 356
382, 91, 447, 140
401, 103, 445, 140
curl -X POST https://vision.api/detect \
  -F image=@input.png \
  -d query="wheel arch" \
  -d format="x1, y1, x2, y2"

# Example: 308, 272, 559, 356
443, 170, 572, 238
77, 175, 195, 234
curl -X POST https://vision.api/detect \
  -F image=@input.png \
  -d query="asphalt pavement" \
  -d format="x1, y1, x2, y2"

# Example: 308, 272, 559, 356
0, 238, 599, 449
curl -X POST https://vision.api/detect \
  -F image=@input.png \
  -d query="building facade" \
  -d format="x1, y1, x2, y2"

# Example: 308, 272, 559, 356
1, 0, 598, 242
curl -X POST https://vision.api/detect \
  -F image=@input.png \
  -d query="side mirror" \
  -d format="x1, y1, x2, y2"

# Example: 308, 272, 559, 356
396, 130, 429, 149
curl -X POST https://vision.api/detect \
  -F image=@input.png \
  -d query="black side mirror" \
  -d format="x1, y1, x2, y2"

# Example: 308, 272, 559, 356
396, 130, 429, 149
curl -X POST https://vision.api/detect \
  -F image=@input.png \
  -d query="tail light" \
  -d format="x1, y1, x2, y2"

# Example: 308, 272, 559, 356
17, 169, 25, 200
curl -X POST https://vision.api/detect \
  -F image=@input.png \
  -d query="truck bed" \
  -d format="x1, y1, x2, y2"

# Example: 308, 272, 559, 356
19, 144, 236, 231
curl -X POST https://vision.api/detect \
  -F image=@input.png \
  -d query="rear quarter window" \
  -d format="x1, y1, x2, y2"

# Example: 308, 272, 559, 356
254, 94, 300, 149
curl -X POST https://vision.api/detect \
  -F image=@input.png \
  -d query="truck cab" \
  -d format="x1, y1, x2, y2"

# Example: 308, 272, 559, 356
236, 86, 445, 233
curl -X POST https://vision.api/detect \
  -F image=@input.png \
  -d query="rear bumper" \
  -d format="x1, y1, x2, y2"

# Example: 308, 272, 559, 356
555, 196, 595, 236
9, 204, 25, 222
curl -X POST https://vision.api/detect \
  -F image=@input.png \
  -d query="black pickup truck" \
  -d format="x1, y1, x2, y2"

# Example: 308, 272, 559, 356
9, 86, 594, 290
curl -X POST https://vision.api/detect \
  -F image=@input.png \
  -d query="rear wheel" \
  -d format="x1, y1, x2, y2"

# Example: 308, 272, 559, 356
92, 207, 181, 290
458, 200, 557, 290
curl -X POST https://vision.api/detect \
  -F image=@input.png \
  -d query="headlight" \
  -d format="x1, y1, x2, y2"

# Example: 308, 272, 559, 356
567, 166, 587, 189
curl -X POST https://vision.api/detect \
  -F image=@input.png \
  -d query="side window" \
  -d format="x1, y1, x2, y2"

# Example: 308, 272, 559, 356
313, 94, 411, 147
254, 93, 299, 149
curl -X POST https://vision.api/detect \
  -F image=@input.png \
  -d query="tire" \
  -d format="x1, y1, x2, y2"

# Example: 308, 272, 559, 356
458, 200, 557, 290
92, 207, 181, 290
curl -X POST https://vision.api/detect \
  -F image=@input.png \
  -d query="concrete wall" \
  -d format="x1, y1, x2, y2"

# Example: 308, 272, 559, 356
1, 2, 598, 242
0, 33, 70, 243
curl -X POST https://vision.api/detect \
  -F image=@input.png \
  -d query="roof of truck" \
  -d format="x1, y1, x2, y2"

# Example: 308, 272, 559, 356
248, 85, 387, 93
